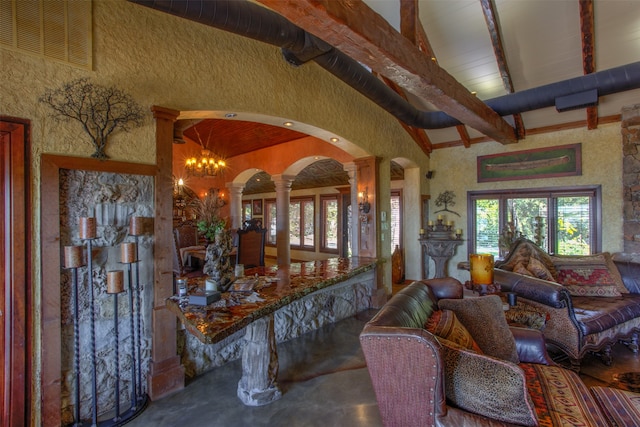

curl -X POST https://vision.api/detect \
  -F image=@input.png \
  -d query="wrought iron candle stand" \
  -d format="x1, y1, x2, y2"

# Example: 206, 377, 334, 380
63, 245, 85, 427
128, 217, 148, 409
79, 217, 99, 427
106, 270, 125, 423
66, 217, 149, 427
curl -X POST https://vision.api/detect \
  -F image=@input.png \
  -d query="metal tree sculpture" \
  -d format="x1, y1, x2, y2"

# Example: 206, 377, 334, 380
434, 190, 460, 216
40, 78, 144, 160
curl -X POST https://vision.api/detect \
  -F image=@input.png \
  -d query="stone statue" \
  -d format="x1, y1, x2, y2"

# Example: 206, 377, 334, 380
203, 229, 234, 291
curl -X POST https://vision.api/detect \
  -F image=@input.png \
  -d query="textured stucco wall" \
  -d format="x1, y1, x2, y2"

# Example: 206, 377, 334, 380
430, 123, 624, 284
0, 1, 429, 421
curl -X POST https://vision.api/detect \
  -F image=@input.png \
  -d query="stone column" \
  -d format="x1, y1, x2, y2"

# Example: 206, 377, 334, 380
622, 104, 640, 253
344, 162, 359, 257
227, 182, 245, 229
149, 106, 185, 400
272, 174, 295, 266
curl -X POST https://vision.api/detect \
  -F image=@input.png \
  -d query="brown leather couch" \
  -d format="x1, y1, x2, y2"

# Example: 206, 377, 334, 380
495, 251, 640, 370
360, 278, 625, 427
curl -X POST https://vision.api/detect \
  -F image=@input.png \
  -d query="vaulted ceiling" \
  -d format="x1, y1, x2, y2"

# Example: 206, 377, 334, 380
149, 0, 640, 189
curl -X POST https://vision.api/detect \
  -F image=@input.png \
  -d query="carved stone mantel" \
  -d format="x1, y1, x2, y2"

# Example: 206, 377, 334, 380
419, 236, 463, 279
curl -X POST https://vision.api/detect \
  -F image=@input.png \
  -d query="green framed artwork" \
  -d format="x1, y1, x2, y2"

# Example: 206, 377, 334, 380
477, 143, 582, 183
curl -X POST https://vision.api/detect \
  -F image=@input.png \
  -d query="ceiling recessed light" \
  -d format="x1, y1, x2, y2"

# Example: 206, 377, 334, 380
225, 113, 237, 118
283, 121, 294, 127
330, 137, 339, 143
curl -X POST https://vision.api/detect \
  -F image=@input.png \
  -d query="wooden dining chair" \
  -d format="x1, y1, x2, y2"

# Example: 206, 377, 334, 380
172, 223, 205, 277
235, 228, 267, 268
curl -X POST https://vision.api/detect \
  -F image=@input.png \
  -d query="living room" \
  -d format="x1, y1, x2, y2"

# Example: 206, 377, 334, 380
2, 1, 640, 425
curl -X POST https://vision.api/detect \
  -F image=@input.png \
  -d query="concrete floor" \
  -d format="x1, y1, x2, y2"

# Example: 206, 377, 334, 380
128, 306, 640, 427
127, 310, 381, 427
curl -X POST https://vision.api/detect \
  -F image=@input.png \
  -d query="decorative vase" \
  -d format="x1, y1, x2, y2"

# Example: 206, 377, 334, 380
203, 229, 234, 291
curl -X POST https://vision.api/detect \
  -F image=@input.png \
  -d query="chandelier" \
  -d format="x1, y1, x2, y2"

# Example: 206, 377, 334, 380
184, 124, 227, 177
185, 150, 226, 177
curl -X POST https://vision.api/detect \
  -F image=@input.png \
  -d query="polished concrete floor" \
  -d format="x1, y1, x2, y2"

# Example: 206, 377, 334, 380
128, 310, 382, 427
129, 305, 640, 427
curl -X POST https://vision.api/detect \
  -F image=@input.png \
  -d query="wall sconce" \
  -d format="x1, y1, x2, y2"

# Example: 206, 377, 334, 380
358, 188, 371, 214
208, 188, 227, 207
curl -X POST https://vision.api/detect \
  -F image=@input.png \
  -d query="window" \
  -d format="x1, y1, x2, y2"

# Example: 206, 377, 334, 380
242, 200, 252, 221
264, 199, 276, 245
468, 186, 601, 257
390, 190, 402, 252
290, 197, 315, 250
320, 195, 339, 253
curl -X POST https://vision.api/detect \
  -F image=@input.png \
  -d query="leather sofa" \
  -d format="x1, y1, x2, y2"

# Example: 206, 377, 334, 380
493, 239, 640, 370
359, 278, 638, 426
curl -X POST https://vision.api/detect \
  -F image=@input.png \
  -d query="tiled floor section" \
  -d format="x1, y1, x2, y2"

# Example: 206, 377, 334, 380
128, 287, 640, 427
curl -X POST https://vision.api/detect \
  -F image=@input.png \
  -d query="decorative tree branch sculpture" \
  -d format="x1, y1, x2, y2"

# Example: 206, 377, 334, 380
40, 78, 144, 160
434, 190, 461, 216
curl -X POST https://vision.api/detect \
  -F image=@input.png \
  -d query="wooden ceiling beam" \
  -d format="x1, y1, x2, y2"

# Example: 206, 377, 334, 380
580, 0, 598, 130
380, 74, 433, 155
255, 0, 517, 145
480, 0, 525, 140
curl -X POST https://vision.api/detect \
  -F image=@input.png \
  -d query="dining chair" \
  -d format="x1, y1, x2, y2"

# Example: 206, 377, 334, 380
235, 228, 267, 268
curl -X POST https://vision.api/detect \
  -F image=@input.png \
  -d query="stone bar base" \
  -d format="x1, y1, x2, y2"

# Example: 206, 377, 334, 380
182, 269, 376, 378
237, 315, 282, 406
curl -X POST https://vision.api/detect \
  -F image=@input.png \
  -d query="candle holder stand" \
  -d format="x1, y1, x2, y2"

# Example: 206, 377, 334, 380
419, 219, 463, 279
82, 237, 99, 427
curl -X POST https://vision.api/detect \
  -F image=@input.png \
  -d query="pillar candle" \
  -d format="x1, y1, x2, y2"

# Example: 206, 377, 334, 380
129, 216, 144, 236
470, 254, 494, 285
456, 228, 463, 235
427, 220, 434, 226
437, 214, 444, 221
64, 245, 84, 268
419, 228, 425, 235
121, 242, 137, 264
79, 217, 97, 240
107, 270, 124, 294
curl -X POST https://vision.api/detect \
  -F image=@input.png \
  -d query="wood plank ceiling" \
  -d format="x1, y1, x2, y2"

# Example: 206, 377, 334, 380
176, 0, 640, 192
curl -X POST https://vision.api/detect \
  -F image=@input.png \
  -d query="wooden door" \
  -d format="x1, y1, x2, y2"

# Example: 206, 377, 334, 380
1, 118, 30, 426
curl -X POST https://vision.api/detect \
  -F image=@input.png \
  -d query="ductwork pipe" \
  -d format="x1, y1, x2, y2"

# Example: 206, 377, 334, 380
131, 0, 640, 130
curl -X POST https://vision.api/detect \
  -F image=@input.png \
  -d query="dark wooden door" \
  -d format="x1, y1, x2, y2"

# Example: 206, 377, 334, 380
1, 118, 30, 426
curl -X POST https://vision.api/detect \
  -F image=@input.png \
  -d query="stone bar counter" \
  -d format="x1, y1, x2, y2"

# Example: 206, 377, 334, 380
166, 257, 380, 406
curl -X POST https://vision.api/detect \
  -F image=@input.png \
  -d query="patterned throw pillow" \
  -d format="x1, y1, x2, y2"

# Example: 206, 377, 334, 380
438, 337, 538, 426
526, 257, 555, 281
438, 296, 520, 364
496, 238, 557, 279
425, 310, 483, 353
551, 253, 627, 296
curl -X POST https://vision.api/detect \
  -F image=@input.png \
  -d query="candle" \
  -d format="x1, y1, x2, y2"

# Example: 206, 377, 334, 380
437, 214, 444, 221
470, 254, 494, 285
456, 228, 462, 235
427, 220, 434, 226
419, 228, 425, 235
107, 270, 124, 294
79, 217, 97, 240
446, 220, 453, 226
120, 242, 137, 264
129, 216, 144, 236
64, 245, 84, 268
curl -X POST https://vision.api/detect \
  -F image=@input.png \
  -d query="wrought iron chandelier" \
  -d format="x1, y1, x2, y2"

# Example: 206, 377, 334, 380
185, 150, 226, 177
184, 124, 227, 178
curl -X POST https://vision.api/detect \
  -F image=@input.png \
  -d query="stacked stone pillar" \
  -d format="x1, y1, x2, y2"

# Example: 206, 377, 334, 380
622, 104, 640, 253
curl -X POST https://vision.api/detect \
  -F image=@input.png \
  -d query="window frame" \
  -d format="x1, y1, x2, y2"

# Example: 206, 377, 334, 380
290, 196, 315, 251
264, 198, 277, 246
319, 194, 340, 254
466, 185, 602, 256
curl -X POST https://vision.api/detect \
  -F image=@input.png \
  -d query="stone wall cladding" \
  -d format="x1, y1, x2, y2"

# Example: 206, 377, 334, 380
622, 104, 640, 253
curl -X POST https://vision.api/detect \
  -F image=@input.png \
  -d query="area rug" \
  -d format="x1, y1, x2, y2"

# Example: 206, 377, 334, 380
612, 372, 640, 393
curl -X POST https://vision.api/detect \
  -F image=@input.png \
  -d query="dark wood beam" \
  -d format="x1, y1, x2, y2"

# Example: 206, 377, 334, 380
380, 74, 433, 155
479, 0, 525, 139
255, 0, 517, 145
580, 0, 598, 130
456, 125, 471, 148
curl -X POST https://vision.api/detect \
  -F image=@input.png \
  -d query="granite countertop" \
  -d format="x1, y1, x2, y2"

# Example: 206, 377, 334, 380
166, 257, 380, 344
